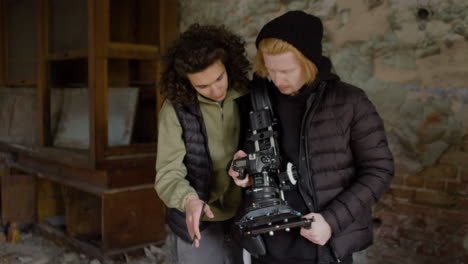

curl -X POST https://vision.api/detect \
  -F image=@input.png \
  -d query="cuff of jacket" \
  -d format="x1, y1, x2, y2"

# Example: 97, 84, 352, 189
321, 209, 340, 235
178, 192, 199, 212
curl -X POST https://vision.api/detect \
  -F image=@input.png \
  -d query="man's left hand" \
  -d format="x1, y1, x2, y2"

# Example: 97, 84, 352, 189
300, 213, 332, 246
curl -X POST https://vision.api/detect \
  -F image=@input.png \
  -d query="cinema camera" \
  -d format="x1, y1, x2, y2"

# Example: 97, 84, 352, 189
231, 81, 313, 255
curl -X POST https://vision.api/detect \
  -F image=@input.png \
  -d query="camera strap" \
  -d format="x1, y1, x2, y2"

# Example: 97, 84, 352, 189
250, 74, 274, 115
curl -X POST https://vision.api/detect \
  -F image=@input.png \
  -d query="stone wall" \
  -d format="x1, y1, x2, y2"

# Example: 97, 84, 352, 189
179, 0, 468, 263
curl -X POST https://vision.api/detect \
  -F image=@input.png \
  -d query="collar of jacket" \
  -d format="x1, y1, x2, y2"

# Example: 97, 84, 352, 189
196, 84, 248, 105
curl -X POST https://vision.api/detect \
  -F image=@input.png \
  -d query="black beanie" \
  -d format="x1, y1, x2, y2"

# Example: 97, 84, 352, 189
256, 11, 323, 65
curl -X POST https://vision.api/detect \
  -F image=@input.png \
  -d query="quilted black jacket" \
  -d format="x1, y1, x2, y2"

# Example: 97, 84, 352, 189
291, 78, 394, 260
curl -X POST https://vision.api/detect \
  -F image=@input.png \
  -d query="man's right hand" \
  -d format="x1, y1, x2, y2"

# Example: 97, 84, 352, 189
228, 150, 252, 187
184, 195, 214, 248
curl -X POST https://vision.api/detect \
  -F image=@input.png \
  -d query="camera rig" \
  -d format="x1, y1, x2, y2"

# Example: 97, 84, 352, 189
231, 77, 313, 255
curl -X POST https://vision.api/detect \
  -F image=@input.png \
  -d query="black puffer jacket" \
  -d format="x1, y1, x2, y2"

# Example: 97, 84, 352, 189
253, 71, 394, 260
253, 9, 394, 260
296, 76, 394, 260
253, 72, 394, 261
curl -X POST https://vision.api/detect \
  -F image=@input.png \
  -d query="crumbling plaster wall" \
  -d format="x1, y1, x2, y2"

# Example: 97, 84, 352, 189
179, 0, 468, 263
180, 0, 468, 173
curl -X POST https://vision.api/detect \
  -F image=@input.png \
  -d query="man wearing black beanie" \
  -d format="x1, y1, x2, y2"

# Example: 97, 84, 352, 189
229, 10, 394, 264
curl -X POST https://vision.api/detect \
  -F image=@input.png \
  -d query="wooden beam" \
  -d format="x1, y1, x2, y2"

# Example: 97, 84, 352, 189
14, 152, 109, 193
154, 0, 179, 152
108, 42, 159, 60
1, 0, 9, 86
47, 49, 88, 61
105, 143, 156, 156
105, 167, 155, 188
0, 0, 5, 87
156, 0, 178, 114
6, 79, 36, 86
158, 0, 178, 54
29, 147, 90, 168
0, 141, 157, 178
98, 155, 155, 169
0, 142, 91, 168
88, 0, 109, 167
37, 0, 51, 147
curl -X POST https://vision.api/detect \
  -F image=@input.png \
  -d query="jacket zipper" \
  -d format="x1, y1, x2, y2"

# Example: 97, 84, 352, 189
300, 81, 326, 211
329, 241, 341, 263
300, 82, 337, 262
305, 82, 341, 263
215, 101, 224, 121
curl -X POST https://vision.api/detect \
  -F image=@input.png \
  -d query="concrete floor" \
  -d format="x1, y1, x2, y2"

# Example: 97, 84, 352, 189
0, 228, 170, 264
0, 223, 371, 264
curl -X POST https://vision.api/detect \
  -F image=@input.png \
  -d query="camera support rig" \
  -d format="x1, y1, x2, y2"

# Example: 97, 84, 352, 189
231, 76, 313, 255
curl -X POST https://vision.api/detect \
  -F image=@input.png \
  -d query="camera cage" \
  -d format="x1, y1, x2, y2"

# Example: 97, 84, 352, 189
232, 76, 313, 244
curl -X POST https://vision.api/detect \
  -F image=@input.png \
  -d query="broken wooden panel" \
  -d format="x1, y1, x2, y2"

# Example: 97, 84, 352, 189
37, 178, 65, 224
101, 187, 166, 249
53, 88, 139, 149
0, 88, 63, 145
63, 186, 101, 240
8, 89, 39, 144
1, 174, 36, 226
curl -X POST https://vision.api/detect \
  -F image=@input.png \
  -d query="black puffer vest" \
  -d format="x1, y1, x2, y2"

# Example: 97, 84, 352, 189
166, 96, 250, 243
166, 103, 213, 242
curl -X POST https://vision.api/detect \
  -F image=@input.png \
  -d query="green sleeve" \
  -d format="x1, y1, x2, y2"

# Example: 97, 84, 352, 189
154, 100, 198, 212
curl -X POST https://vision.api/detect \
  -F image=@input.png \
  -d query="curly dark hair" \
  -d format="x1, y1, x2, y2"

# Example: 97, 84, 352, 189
160, 24, 251, 106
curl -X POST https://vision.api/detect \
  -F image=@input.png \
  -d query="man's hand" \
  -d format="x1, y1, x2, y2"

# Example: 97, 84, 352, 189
300, 213, 332, 246
184, 195, 214, 248
228, 150, 252, 187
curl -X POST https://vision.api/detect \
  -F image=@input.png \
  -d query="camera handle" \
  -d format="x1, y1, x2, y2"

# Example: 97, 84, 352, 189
277, 162, 299, 190
231, 157, 248, 180
232, 158, 297, 186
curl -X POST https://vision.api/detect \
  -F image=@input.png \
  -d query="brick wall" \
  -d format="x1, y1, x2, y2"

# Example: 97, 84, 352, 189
370, 134, 468, 263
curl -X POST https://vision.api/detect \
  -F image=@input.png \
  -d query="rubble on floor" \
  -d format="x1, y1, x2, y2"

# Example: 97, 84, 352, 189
0, 225, 171, 264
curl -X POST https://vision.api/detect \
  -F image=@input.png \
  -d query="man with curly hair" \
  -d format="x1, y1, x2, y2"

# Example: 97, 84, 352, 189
155, 24, 250, 264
